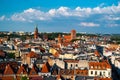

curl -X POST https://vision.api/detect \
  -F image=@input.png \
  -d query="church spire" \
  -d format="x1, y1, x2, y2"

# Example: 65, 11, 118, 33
34, 25, 38, 39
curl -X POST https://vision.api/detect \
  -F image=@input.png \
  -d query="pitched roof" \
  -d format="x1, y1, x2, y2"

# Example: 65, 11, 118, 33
89, 60, 111, 70
64, 35, 71, 42
41, 62, 50, 73
94, 77, 112, 80
17, 65, 27, 74
27, 51, 38, 58
94, 50, 100, 57
29, 66, 37, 75
75, 69, 88, 76
64, 60, 79, 63
4, 64, 14, 75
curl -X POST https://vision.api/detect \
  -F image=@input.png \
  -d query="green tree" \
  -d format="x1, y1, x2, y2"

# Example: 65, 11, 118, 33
21, 76, 28, 80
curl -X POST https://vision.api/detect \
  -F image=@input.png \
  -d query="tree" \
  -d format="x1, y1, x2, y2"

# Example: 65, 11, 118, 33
21, 76, 28, 80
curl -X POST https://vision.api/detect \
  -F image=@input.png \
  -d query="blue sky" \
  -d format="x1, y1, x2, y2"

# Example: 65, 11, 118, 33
0, 0, 120, 33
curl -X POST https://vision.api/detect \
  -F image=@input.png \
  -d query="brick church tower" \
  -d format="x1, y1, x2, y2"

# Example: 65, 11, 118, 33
71, 29, 76, 40
58, 34, 62, 43
34, 26, 38, 39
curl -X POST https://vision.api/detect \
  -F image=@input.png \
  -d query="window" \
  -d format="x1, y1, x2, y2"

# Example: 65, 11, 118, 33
95, 71, 97, 75
100, 72, 102, 76
76, 64, 78, 67
70, 64, 73, 69
91, 71, 93, 75
103, 72, 105, 76
108, 72, 111, 76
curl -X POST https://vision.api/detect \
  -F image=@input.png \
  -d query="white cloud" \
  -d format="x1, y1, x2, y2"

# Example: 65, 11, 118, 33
9, 3, 120, 25
106, 16, 120, 20
11, 8, 51, 22
79, 22, 100, 27
107, 23, 119, 27
0, 15, 5, 21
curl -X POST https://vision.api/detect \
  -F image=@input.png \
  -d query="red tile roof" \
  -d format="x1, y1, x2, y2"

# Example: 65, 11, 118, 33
27, 51, 38, 58
89, 60, 111, 70
94, 50, 100, 57
2, 76, 15, 80
64, 35, 71, 42
17, 65, 27, 74
4, 64, 14, 75
41, 63, 49, 73
94, 77, 112, 80
64, 60, 79, 63
75, 69, 88, 76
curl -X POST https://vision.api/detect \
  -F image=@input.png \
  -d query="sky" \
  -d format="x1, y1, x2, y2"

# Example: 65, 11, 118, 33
0, 0, 120, 33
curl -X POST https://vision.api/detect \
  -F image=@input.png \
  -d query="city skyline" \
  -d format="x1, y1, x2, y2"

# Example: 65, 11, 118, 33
0, 0, 120, 33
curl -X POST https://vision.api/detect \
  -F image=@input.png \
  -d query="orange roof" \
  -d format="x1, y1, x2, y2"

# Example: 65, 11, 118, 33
52, 44, 60, 48
94, 77, 112, 80
27, 51, 38, 58
64, 35, 71, 42
89, 60, 111, 70
17, 65, 27, 74
75, 69, 88, 76
64, 60, 79, 63
41, 63, 49, 73
59, 69, 88, 76
64, 35, 71, 39
94, 50, 100, 57
2, 76, 14, 80
4, 64, 14, 75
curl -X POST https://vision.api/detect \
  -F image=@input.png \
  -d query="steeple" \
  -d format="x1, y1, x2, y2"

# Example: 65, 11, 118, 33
34, 25, 38, 39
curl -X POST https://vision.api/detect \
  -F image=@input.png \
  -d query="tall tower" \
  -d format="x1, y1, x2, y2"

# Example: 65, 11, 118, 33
34, 25, 38, 39
71, 29, 76, 40
58, 34, 62, 43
